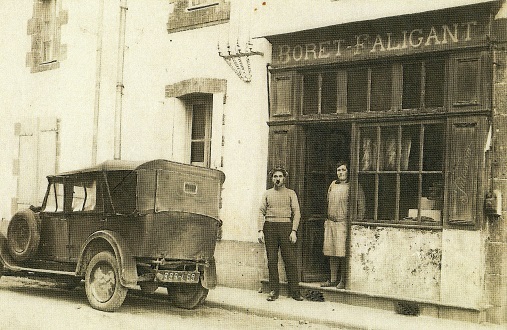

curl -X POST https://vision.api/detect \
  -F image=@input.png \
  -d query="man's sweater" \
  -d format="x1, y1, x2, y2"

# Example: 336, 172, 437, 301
258, 186, 301, 232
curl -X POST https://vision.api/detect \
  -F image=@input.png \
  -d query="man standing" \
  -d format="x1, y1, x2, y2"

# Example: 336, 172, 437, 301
258, 166, 303, 301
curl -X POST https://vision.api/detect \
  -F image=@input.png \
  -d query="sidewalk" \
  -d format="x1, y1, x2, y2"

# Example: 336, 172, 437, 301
206, 286, 505, 330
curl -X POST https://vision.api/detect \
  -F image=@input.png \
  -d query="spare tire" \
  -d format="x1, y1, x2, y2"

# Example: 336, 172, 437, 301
7, 210, 40, 262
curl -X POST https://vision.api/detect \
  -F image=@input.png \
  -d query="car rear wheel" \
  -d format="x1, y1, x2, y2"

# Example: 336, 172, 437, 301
166, 281, 208, 309
85, 251, 127, 312
7, 210, 40, 262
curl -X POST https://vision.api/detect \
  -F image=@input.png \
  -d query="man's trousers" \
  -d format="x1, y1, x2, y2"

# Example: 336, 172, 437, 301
263, 221, 300, 295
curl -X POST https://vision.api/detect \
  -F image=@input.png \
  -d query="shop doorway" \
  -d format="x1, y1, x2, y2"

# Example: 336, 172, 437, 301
301, 124, 351, 282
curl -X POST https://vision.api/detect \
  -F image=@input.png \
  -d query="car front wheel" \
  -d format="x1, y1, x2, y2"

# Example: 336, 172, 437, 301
85, 251, 127, 312
166, 281, 208, 309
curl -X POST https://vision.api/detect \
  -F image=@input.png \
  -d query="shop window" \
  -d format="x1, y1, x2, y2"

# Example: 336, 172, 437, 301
357, 123, 444, 225
188, 96, 212, 167
402, 59, 445, 110
347, 68, 368, 113
302, 72, 339, 115
370, 65, 392, 111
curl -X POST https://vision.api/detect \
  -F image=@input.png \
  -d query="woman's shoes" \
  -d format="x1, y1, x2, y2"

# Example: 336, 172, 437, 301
320, 280, 338, 287
336, 281, 345, 289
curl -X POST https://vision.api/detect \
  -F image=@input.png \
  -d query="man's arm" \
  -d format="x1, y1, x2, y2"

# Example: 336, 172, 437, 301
258, 191, 268, 231
258, 191, 268, 244
290, 190, 301, 232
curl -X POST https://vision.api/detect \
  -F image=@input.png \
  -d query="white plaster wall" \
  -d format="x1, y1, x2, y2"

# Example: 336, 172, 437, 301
0, 0, 271, 243
440, 229, 487, 308
350, 225, 442, 301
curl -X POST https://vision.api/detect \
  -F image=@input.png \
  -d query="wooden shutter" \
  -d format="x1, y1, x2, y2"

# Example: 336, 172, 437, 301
13, 117, 59, 214
450, 51, 491, 111
270, 72, 294, 117
447, 116, 487, 228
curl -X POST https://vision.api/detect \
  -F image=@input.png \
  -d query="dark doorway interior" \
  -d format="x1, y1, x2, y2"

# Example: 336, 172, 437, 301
301, 124, 351, 282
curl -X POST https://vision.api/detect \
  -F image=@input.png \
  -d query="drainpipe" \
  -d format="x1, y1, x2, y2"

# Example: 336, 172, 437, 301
92, 0, 104, 165
114, 0, 128, 160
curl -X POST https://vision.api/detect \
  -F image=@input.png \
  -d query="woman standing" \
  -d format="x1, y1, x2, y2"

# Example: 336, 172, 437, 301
321, 161, 365, 289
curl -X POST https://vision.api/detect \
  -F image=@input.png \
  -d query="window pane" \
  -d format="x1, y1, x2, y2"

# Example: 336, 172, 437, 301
421, 173, 443, 223
370, 65, 392, 111
358, 174, 375, 221
191, 105, 206, 139
423, 124, 444, 171
401, 125, 420, 171
303, 74, 319, 115
359, 128, 377, 171
380, 126, 398, 171
425, 60, 445, 108
347, 69, 368, 113
454, 59, 479, 105
44, 183, 64, 212
402, 62, 421, 109
72, 186, 86, 211
321, 72, 337, 114
191, 141, 205, 163
400, 174, 419, 221
378, 174, 397, 220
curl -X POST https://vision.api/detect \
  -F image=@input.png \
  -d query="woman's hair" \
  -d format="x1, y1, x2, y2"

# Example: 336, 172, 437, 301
268, 166, 288, 178
336, 160, 349, 183
336, 160, 349, 170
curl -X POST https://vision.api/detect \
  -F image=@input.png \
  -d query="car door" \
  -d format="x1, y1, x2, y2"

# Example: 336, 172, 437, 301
38, 180, 70, 262
66, 175, 104, 261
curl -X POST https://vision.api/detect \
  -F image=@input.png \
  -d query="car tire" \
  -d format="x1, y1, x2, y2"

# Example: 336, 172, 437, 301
85, 251, 127, 312
7, 210, 40, 262
166, 281, 209, 309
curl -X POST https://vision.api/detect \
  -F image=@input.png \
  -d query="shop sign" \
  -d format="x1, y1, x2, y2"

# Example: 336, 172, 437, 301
271, 17, 489, 66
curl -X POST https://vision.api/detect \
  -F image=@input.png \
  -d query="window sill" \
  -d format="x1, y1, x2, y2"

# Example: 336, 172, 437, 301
351, 221, 442, 230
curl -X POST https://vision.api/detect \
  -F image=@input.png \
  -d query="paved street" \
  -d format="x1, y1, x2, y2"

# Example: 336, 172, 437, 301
0, 276, 334, 330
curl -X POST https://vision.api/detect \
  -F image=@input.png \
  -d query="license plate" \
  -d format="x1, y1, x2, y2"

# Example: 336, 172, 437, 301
156, 270, 200, 283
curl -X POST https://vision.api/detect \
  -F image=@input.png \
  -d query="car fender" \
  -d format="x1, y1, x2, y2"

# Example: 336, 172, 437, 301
76, 230, 138, 289
201, 256, 217, 289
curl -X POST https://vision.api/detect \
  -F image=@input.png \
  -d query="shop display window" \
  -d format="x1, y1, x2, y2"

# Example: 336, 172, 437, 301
357, 123, 444, 225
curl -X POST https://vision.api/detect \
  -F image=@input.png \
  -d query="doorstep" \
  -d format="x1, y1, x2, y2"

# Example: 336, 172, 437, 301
260, 279, 490, 324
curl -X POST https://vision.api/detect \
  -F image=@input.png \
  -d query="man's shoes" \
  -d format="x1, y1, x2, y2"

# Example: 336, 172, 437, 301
320, 280, 337, 287
267, 291, 279, 301
291, 292, 304, 301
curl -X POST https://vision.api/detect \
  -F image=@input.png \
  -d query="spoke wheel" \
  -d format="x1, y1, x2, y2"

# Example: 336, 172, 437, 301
85, 251, 127, 312
7, 210, 40, 262
166, 281, 208, 309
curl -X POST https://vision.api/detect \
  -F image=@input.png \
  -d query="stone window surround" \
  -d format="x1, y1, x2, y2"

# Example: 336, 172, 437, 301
26, 0, 68, 73
167, 0, 230, 33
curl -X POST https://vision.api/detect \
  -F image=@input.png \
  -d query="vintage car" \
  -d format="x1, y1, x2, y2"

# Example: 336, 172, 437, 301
0, 159, 225, 312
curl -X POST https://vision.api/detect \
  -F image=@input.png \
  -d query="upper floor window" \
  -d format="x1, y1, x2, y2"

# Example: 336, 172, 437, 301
41, 0, 57, 63
167, 0, 230, 33
187, 0, 219, 11
27, 0, 67, 73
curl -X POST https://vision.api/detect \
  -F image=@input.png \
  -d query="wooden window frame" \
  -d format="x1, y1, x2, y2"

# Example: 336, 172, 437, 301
188, 98, 213, 168
354, 120, 446, 229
